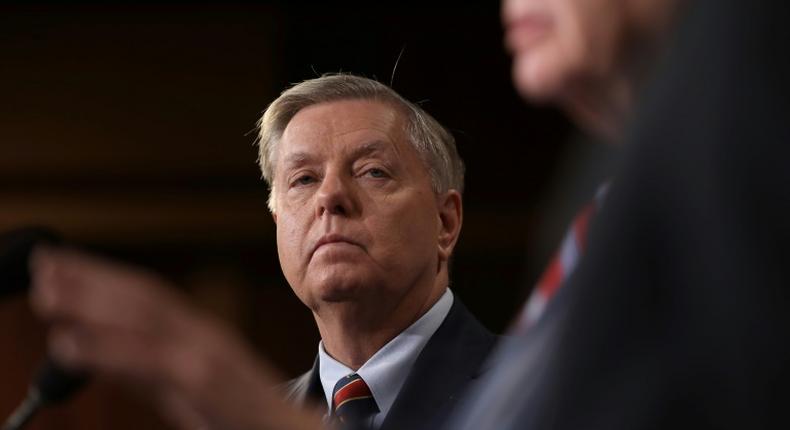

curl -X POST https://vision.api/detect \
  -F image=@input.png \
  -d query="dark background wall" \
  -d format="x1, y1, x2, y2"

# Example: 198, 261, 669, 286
0, 2, 606, 429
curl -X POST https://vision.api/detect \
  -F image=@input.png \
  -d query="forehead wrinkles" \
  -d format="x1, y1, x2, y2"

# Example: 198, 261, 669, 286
321, 104, 405, 150
278, 101, 412, 166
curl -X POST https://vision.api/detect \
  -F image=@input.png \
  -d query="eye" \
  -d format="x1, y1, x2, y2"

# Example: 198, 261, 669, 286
365, 168, 388, 179
292, 174, 316, 187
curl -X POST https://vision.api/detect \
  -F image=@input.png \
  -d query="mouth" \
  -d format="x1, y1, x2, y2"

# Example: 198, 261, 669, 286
311, 234, 361, 257
505, 14, 553, 53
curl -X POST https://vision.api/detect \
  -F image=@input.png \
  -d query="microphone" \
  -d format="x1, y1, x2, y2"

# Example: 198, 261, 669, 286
0, 227, 61, 297
0, 227, 89, 430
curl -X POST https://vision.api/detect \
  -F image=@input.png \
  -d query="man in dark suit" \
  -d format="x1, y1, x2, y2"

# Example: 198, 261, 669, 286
257, 74, 496, 430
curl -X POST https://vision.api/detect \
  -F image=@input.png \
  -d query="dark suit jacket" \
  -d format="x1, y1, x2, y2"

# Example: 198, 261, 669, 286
283, 297, 497, 430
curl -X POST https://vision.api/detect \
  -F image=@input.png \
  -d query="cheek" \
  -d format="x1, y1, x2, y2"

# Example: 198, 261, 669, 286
560, 0, 626, 80
370, 197, 438, 263
275, 215, 307, 280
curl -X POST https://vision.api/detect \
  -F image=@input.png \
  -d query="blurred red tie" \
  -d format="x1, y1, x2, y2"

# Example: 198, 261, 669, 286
511, 184, 608, 333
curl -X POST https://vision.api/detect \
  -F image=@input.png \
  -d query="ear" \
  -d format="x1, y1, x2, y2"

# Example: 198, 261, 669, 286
271, 211, 278, 224
437, 190, 463, 262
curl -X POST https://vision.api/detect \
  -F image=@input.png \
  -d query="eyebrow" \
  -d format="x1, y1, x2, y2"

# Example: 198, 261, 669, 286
280, 152, 316, 171
349, 140, 394, 160
280, 140, 395, 172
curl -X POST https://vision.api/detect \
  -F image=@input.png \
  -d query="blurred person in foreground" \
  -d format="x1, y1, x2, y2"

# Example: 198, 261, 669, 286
28, 0, 790, 428
446, 0, 790, 428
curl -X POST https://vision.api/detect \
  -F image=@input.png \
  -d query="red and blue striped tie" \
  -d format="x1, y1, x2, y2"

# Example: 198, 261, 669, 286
331, 373, 378, 429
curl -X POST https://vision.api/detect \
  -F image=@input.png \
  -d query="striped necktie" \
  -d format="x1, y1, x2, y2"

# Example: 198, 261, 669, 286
331, 373, 379, 429
511, 184, 608, 333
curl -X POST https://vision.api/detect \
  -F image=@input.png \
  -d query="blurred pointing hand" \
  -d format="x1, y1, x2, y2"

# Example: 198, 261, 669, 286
29, 246, 324, 430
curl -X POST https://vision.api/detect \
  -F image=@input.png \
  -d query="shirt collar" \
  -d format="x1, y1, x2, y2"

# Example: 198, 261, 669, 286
318, 288, 454, 425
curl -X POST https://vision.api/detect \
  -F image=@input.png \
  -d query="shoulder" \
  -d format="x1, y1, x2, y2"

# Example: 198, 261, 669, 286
417, 296, 499, 377
440, 296, 499, 354
275, 370, 313, 405
281, 371, 312, 402
278, 360, 324, 406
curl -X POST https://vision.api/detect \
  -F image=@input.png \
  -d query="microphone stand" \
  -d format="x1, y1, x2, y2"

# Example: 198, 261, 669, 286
2, 361, 87, 430
3, 388, 42, 430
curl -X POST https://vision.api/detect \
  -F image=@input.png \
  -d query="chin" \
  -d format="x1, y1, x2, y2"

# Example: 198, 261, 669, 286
311, 271, 373, 303
317, 284, 364, 303
512, 49, 571, 104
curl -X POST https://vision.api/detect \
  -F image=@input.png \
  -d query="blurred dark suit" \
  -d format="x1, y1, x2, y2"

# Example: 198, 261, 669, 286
448, 0, 790, 428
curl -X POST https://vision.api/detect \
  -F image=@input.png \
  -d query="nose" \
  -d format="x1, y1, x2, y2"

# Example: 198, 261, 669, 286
315, 171, 356, 218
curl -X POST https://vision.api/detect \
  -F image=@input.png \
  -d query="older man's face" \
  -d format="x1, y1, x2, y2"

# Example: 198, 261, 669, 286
272, 99, 442, 312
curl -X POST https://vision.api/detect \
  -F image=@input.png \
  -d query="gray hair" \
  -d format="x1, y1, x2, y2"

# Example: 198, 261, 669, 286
256, 74, 465, 212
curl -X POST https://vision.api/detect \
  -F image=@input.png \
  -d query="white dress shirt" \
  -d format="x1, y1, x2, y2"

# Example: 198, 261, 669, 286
318, 288, 454, 428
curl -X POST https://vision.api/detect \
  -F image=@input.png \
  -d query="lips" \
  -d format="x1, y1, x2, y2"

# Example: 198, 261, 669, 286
505, 14, 553, 53
311, 234, 361, 257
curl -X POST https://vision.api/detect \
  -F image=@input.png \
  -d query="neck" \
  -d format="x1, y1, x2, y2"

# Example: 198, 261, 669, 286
315, 274, 447, 370
564, 75, 633, 142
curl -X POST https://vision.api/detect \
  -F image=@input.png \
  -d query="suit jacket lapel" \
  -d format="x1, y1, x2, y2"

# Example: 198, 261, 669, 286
379, 299, 497, 430
285, 357, 326, 412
